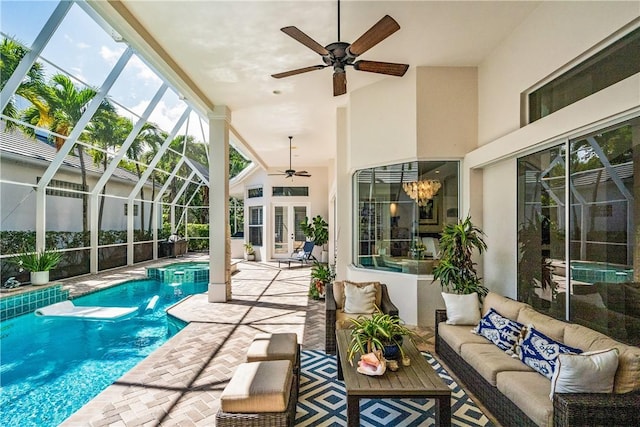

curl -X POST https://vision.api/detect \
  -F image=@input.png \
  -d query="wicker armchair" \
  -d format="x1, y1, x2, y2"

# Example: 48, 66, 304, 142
325, 282, 398, 355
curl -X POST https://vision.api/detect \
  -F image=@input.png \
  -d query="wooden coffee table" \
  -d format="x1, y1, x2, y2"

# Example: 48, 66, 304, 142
335, 328, 451, 427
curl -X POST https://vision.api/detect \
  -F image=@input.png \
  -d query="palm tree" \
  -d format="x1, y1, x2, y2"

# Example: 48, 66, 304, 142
127, 122, 162, 237
83, 108, 124, 236
22, 73, 112, 235
0, 38, 47, 131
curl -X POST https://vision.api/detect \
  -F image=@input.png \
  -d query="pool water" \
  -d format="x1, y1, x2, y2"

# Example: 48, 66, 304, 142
0, 279, 206, 427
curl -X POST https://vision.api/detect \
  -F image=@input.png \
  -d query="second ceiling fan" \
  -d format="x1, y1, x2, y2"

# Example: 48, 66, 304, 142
269, 136, 311, 178
272, 0, 409, 96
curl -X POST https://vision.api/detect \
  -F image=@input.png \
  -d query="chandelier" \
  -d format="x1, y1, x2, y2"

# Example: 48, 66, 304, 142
402, 180, 441, 206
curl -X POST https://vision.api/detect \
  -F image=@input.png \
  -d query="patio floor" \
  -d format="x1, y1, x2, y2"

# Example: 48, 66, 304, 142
57, 254, 447, 426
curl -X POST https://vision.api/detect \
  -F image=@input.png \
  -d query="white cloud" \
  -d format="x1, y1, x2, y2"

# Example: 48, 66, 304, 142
76, 41, 90, 49
131, 100, 206, 141
130, 55, 162, 85
99, 45, 126, 66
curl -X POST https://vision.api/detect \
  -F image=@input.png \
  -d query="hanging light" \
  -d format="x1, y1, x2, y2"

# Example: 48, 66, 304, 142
402, 179, 441, 206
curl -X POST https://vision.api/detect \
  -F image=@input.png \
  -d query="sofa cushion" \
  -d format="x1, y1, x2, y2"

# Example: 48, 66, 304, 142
220, 360, 293, 413
496, 371, 553, 427
438, 323, 489, 353
482, 292, 529, 319
473, 308, 525, 351
343, 282, 377, 314
517, 306, 568, 342
550, 348, 619, 399
442, 292, 481, 325
562, 323, 640, 393
515, 326, 582, 379
460, 343, 534, 386
333, 281, 381, 310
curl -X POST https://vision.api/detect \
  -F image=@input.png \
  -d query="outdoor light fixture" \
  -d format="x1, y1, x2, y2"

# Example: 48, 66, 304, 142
402, 179, 441, 206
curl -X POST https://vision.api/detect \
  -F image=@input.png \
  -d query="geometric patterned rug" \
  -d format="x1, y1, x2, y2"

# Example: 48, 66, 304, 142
296, 350, 495, 426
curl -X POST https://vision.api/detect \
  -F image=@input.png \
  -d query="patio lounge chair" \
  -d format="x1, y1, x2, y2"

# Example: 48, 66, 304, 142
277, 241, 316, 268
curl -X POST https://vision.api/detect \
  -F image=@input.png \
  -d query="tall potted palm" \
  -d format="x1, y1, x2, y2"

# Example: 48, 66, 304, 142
301, 215, 329, 261
432, 215, 488, 296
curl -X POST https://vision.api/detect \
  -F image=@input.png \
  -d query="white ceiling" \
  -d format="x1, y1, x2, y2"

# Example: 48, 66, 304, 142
95, 1, 540, 171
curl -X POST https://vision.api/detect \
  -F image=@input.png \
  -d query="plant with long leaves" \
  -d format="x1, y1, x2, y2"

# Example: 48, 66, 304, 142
347, 310, 414, 364
432, 215, 488, 296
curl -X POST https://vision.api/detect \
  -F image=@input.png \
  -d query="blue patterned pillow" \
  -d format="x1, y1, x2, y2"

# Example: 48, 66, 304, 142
517, 326, 582, 379
472, 308, 524, 351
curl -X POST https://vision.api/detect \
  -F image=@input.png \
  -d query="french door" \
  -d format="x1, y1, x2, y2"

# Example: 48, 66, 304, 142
272, 204, 308, 258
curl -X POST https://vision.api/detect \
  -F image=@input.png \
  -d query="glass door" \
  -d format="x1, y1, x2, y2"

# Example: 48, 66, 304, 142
272, 204, 308, 257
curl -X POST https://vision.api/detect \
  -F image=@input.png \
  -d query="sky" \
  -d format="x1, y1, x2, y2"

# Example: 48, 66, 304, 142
1, 0, 209, 142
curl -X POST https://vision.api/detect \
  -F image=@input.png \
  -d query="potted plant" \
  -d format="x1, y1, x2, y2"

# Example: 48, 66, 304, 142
432, 215, 488, 296
309, 261, 332, 300
10, 248, 61, 285
243, 242, 255, 261
300, 215, 329, 261
347, 310, 415, 364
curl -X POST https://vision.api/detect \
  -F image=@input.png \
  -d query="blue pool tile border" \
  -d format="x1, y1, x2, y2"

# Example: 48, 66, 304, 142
0, 284, 69, 321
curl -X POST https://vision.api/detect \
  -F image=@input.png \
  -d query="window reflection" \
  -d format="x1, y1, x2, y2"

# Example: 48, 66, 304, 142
517, 118, 640, 346
354, 161, 459, 275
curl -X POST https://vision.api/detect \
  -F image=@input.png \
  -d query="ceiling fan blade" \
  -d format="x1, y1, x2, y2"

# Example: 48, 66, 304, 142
281, 26, 329, 56
333, 71, 347, 96
348, 15, 400, 57
353, 60, 409, 76
295, 172, 312, 177
272, 65, 327, 79
268, 173, 286, 176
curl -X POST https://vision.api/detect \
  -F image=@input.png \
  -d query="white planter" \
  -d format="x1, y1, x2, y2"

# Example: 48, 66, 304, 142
321, 251, 328, 263
30, 271, 49, 286
245, 254, 255, 261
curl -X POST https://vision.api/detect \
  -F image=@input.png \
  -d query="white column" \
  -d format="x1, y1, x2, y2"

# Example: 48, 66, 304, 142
208, 106, 231, 302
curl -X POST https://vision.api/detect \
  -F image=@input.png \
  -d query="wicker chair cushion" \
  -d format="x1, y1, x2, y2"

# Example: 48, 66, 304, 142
438, 323, 489, 353
482, 291, 528, 319
333, 281, 381, 310
343, 282, 377, 314
220, 360, 292, 413
246, 333, 298, 364
496, 371, 553, 427
460, 342, 534, 386
335, 310, 370, 329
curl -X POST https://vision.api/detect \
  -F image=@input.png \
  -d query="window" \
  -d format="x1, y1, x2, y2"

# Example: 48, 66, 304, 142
528, 27, 640, 123
247, 187, 263, 198
272, 187, 309, 197
248, 206, 263, 246
354, 161, 459, 274
124, 203, 139, 216
517, 118, 639, 345
229, 197, 244, 237
37, 177, 86, 199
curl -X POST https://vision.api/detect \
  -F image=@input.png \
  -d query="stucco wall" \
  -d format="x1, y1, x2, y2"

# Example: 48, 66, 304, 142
478, 1, 640, 145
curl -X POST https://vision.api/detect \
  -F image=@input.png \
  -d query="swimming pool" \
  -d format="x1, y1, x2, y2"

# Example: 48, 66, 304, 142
570, 261, 633, 284
0, 279, 206, 426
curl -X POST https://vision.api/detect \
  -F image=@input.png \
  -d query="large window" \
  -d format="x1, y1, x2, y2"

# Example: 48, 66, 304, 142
528, 27, 640, 123
354, 161, 459, 274
517, 118, 640, 345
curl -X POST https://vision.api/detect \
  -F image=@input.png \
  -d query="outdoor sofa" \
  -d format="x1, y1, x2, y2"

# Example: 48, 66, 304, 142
436, 291, 640, 427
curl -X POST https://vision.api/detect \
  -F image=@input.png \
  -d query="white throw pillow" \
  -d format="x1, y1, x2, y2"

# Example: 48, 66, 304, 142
549, 348, 619, 399
442, 292, 481, 325
344, 282, 377, 314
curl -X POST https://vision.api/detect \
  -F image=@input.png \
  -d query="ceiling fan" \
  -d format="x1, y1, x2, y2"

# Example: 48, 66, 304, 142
269, 136, 311, 178
271, 0, 409, 96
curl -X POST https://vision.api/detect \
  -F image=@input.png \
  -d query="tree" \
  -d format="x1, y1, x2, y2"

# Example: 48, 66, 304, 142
0, 38, 47, 131
22, 73, 112, 236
